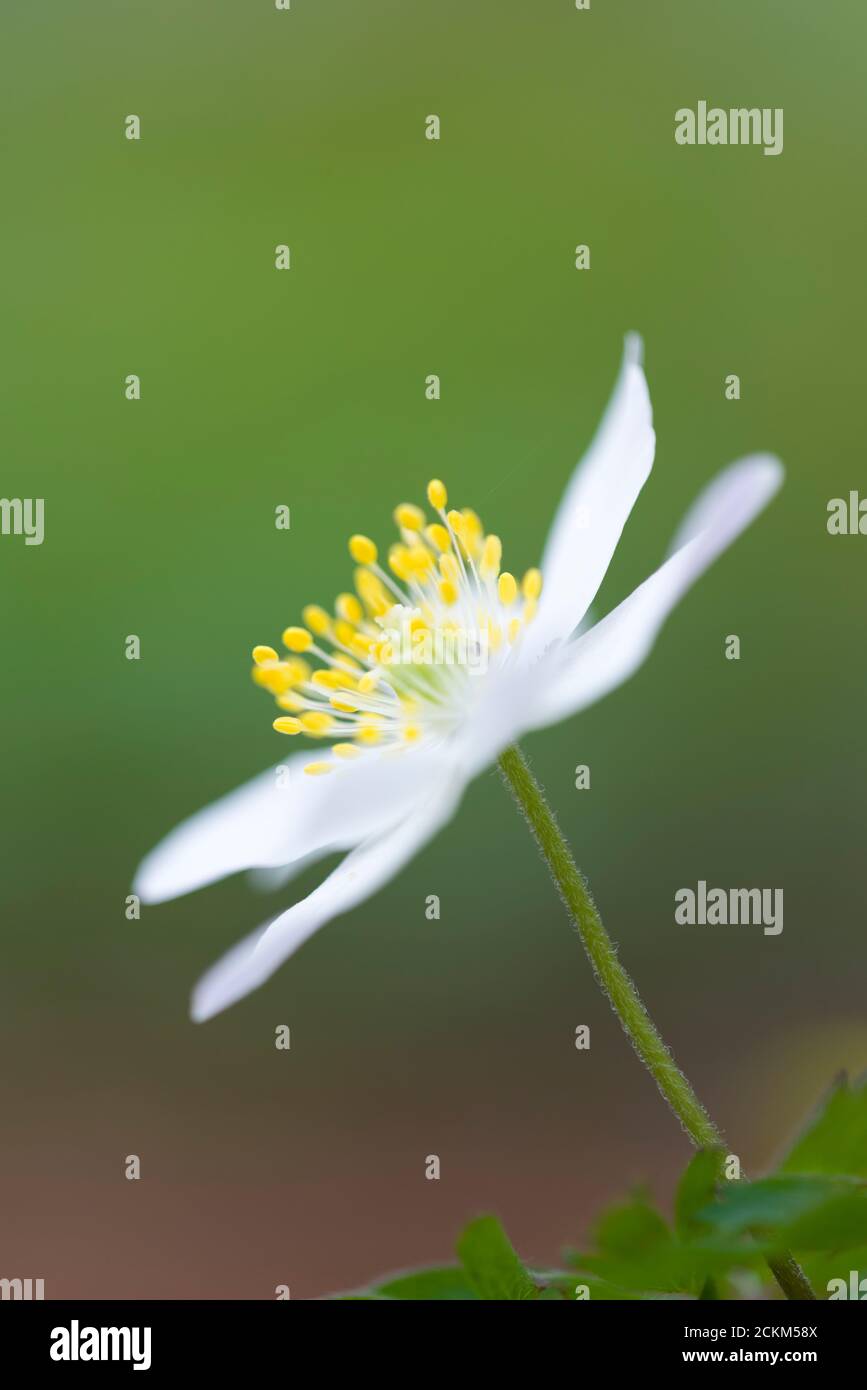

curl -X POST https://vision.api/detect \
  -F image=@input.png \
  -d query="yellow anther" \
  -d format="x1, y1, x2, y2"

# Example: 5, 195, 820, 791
272, 716, 302, 735
376, 638, 395, 665
358, 671, 380, 694
252, 664, 295, 695
439, 552, 459, 583
330, 695, 359, 713
427, 478, 447, 509
394, 502, 425, 531
285, 658, 311, 684
487, 622, 503, 652
302, 605, 331, 637
522, 567, 543, 600
311, 669, 347, 690
523, 598, 538, 624
403, 724, 421, 743
425, 523, 451, 553
480, 534, 502, 578
282, 626, 313, 653
498, 571, 518, 606
355, 567, 390, 616
357, 725, 382, 745
333, 619, 359, 649
304, 761, 333, 776
439, 579, 459, 606
406, 545, 434, 575
460, 509, 483, 557
508, 617, 522, 644
388, 544, 413, 581
276, 692, 303, 711
336, 593, 363, 625
252, 645, 279, 666
349, 633, 376, 657
446, 509, 464, 536
300, 711, 333, 735
333, 743, 361, 759
349, 534, 378, 565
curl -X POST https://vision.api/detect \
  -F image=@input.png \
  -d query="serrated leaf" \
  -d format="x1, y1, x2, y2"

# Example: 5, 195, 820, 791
780, 1074, 867, 1179
456, 1215, 539, 1301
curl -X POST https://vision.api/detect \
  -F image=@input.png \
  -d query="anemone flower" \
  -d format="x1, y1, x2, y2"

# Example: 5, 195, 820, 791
134, 336, 815, 1299
135, 335, 781, 1028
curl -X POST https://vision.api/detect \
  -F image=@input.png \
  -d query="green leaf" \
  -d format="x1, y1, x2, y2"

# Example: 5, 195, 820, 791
780, 1073, 867, 1179
456, 1216, 539, 1300
783, 1191, 867, 1251
803, 1244, 867, 1297
695, 1176, 843, 1236
675, 1149, 726, 1235
374, 1266, 478, 1300
594, 1191, 671, 1257
695, 1174, 867, 1253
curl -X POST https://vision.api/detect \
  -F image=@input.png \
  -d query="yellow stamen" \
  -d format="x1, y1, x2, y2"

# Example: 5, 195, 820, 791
276, 692, 303, 711
480, 535, 502, 579
427, 478, 447, 509
498, 572, 517, 606
311, 669, 352, 690
252, 645, 279, 666
273, 716, 302, 735
406, 545, 434, 575
330, 696, 359, 713
300, 711, 333, 735
355, 567, 390, 616
333, 619, 359, 649
333, 743, 361, 758
282, 626, 313, 653
394, 502, 425, 531
460, 509, 483, 557
388, 544, 413, 581
304, 761, 333, 776
335, 593, 363, 625
302, 605, 331, 637
522, 567, 543, 600
252, 665, 295, 695
439, 579, 459, 606
425, 523, 451, 553
439, 552, 459, 584
349, 534, 377, 565
403, 724, 421, 742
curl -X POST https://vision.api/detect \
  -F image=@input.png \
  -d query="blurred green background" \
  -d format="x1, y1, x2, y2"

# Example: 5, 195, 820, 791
2, 0, 866, 1297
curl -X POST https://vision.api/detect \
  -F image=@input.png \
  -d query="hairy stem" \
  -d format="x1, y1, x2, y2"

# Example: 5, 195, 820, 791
497, 742, 815, 1302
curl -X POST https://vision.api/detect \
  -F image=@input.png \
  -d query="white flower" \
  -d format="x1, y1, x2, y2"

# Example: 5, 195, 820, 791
134, 337, 782, 1022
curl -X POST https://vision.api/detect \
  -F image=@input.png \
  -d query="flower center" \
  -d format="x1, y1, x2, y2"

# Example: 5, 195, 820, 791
251, 479, 542, 774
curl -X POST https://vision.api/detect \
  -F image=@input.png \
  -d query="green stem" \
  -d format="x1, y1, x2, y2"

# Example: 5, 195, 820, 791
497, 742, 815, 1302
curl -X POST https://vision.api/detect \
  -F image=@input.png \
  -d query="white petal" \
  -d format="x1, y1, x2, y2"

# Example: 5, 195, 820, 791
134, 746, 444, 905
190, 764, 464, 1021
525, 455, 783, 729
526, 334, 655, 656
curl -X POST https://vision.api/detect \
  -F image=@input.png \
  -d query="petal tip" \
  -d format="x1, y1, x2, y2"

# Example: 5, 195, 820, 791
624, 331, 644, 367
